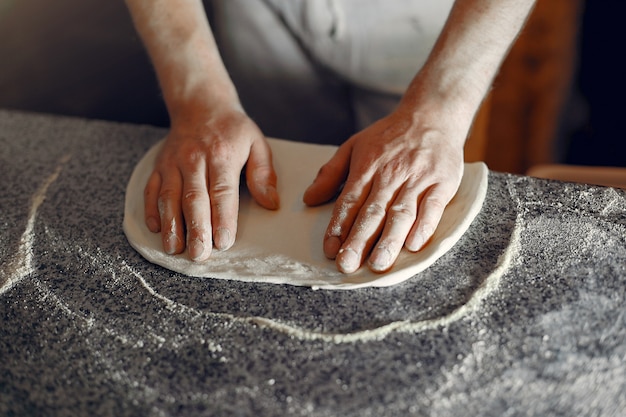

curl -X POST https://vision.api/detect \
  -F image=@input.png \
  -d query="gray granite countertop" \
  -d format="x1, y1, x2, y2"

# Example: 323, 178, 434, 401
1, 110, 625, 417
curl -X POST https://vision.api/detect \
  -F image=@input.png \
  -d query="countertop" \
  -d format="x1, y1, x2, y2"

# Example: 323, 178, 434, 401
1, 110, 625, 416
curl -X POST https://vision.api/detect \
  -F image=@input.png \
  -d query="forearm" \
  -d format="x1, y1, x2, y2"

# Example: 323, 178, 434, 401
402, 0, 536, 144
124, 0, 239, 124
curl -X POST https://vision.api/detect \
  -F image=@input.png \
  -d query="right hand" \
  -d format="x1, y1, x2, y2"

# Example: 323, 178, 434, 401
143, 105, 280, 261
303, 102, 465, 274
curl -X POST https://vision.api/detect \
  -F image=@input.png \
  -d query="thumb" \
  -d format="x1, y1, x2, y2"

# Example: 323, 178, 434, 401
246, 138, 280, 210
303, 142, 352, 206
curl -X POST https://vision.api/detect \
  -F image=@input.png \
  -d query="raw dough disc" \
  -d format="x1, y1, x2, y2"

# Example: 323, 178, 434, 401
123, 138, 488, 290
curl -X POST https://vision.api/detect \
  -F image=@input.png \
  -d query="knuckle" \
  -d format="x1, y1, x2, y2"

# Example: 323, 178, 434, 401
157, 188, 178, 203
423, 195, 447, 213
187, 219, 209, 235
378, 161, 404, 181
337, 192, 361, 208
388, 202, 416, 220
210, 180, 236, 197
363, 202, 386, 218
181, 149, 204, 166
208, 140, 234, 162
182, 188, 206, 203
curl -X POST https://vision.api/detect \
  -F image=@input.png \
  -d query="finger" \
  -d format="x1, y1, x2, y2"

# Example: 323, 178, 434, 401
322, 176, 372, 261
157, 168, 185, 255
144, 171, 162, 232
303, 143, 351, 206
335, 179, 398, 274
181, 158, 212, 261
207, 146, 242, 251
246, 138, 279, 210
406, 184, 452, 252
367, 183, 419, 272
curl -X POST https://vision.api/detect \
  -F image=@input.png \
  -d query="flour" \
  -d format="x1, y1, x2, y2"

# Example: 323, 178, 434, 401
123, 138, 488, 289
121, 214, 519, 344
0, 155, 69, 295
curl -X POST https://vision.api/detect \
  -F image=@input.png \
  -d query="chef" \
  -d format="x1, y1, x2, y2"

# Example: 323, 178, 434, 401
124, 0, 536, 273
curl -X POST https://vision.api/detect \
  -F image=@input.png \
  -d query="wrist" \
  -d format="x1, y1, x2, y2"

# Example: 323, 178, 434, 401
168, 94, 245, 132
168, 85, 241, 120
398, 69, 482, 148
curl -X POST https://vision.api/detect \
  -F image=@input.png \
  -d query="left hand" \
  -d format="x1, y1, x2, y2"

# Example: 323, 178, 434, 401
303, 105, 465, 273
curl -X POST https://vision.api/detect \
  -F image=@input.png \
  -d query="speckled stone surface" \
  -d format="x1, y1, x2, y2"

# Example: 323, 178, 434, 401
1, 110, 625, 417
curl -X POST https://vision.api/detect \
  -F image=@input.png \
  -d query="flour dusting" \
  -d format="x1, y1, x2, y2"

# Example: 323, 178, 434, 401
122, 216, 521, 343
0, 155, 70, 295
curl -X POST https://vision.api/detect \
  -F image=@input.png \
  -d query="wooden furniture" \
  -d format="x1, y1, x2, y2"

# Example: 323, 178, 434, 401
466, 0, 583, 174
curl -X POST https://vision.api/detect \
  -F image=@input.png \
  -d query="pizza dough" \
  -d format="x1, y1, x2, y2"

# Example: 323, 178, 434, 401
123, 138, 488, 290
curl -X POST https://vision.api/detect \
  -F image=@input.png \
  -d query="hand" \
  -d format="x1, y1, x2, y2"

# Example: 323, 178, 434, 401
143, 105, 279, 261
303, 105, 465, 273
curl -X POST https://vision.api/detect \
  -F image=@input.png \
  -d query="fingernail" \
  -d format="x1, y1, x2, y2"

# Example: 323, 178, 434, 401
324, 236, 342, 259
407, 234, 424, 252
188, 238, 206, 261
165, 233, 182, 255
337, 248, 359, 274
214, 227, 233, 251
146, 217, 160, 232
369, 246, 392, 272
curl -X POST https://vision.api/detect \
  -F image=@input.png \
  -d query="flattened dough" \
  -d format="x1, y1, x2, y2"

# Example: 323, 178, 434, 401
123, 138, 488, 289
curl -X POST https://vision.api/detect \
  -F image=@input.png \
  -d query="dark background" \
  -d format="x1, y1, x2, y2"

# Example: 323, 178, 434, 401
563, 2, 626, 166
0, 0, 624, 168
0, 0, 169, 127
